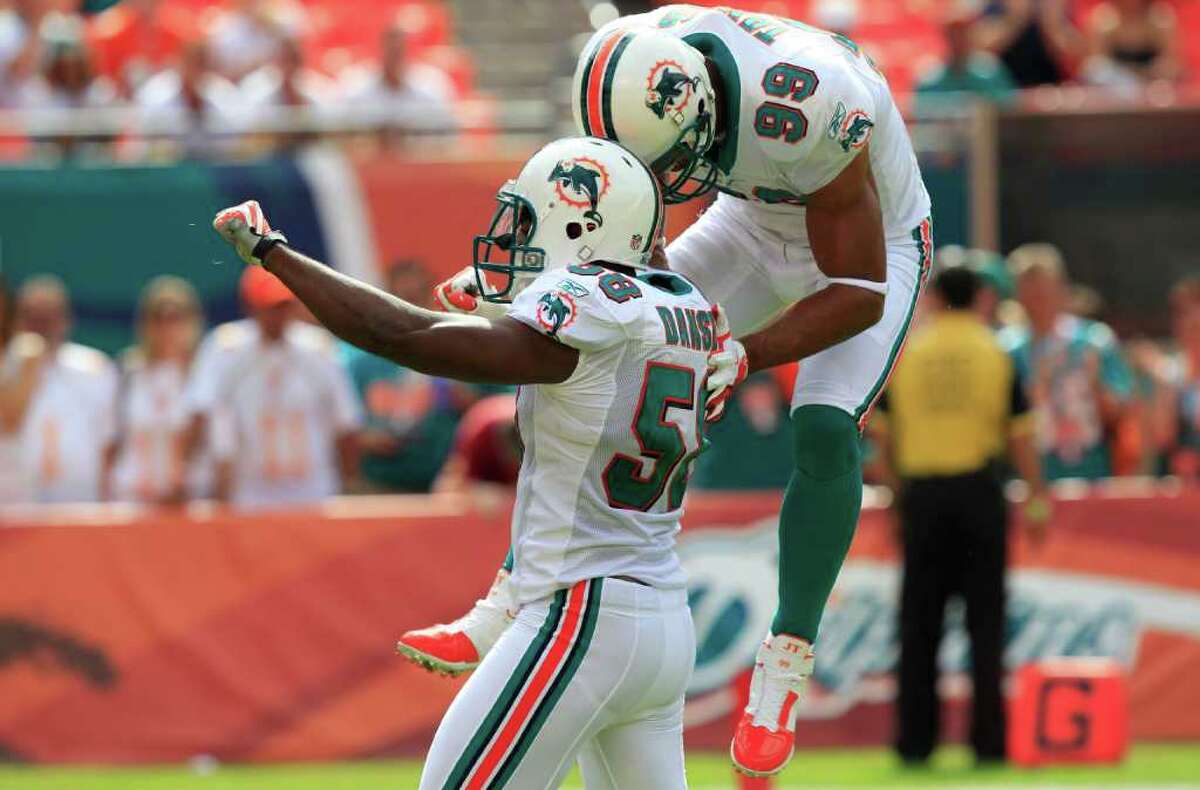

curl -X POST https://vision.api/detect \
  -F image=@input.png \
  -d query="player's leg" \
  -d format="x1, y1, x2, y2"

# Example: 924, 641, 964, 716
666, 195, 793, 337
396, 551, 517, 675
419, 579, 608, 789
576, 700, 688, 790
576, 583, 695, 790
733, 219, 932, 776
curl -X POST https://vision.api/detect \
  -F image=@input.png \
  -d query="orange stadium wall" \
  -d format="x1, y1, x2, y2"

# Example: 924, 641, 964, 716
1, 491, 1199, 764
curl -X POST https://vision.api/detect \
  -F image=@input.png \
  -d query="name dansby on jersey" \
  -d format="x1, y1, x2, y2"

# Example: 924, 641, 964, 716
594, 5, 931, 240
505, 265, 714, 605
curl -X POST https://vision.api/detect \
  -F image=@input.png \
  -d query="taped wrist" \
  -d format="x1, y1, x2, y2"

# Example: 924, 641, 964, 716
252, 230, 289, 261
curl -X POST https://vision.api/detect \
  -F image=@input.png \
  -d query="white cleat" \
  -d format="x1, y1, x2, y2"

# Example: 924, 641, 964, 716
731, 632, 815, 777
396, 569, 516, 676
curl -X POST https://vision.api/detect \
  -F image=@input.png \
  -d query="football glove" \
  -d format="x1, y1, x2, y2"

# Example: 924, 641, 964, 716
212, 200, 288, 266
705, 303, 748, 423
434, 266, 509, 320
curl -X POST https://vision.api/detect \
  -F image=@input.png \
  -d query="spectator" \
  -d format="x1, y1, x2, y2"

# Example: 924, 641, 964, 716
109, 276, 205, 504
0, 0, 46, 107
207, 266, 360, 509
240, 34, 335, 149
872, 265, 1049, 767
342, 261, 478, 493
1163, 277, 1200, 479
1082, 0, 1181, 89
975, 0, 1084, 87
87, 0, 191, 96
205, 0, 304, 82
915, 8, 1016, 115
338, 23, 456, 138
1000, 243, 1135, 480
0, 272, 46, 503
18, 12, 117, 110
19, 11, 120, 156
435, 394, 521, 491
135, 38, 240, 159
11, 274, 118, 503
691, 370, 793, 490
179, 266, 330, 491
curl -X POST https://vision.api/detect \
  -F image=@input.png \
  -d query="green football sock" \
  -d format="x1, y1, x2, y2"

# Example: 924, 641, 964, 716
772, 405, 863, 643
502, 548, 514, 573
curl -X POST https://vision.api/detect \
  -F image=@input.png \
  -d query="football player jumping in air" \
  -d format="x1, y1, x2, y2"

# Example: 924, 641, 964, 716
407, 5, 933, 778
214, 137, 720, 789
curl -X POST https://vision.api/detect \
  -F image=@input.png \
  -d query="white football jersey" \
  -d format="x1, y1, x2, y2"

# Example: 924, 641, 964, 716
505, 265, 714, 605
18, 343, 119, 504
599, 5, 930, 240
111, 359, 212, 503
203, 324, 362, 509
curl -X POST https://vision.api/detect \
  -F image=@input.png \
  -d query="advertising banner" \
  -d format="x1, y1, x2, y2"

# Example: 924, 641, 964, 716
1, 490, 1197, 763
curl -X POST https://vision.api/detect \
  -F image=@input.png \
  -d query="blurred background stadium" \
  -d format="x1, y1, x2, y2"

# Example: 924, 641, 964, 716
1, 0, 1199, 788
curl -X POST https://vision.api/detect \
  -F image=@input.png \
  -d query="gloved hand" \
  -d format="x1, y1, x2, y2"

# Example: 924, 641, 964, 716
704, 304, 748, 423
212, 200, 288, 266
434, 266, 509, 320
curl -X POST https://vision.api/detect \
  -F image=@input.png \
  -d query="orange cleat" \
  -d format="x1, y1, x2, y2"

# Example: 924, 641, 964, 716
396, 569, 516, 677
731, 633, 814, 777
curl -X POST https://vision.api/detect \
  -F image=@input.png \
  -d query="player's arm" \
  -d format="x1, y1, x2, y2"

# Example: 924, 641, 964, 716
213, 201, 578, 386
739, 150, 887, 373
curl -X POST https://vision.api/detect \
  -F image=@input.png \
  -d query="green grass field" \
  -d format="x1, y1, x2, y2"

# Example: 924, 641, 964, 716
1, 745, 1197, 790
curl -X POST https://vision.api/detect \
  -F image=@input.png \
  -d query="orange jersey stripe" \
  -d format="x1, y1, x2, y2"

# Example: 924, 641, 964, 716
465, 581, 590, 788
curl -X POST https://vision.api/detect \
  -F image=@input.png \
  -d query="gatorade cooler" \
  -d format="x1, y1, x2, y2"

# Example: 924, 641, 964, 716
1009, 659, 1129, 767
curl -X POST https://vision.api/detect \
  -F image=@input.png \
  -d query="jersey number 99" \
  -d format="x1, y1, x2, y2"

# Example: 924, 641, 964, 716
755, 62, 818, 144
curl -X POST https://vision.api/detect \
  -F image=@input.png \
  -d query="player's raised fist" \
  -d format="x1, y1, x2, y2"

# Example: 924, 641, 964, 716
433, 266, 508, 320
212, 200, 288, 266
704, 303, 748, 423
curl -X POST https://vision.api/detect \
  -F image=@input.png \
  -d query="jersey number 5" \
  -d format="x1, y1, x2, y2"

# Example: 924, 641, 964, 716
603, 362, 704, 512
755, 62, 818, 144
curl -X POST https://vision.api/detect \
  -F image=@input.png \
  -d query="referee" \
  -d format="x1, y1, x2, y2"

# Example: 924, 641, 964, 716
871, 265, 1051, 766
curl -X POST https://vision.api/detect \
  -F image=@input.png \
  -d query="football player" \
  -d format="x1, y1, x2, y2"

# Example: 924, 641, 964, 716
213, 136, 718, 789
416, 5, 933, 777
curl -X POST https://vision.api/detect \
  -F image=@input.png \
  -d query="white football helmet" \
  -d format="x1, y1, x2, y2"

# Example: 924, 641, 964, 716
473, 136, 665, 303
572, 27, 718, 204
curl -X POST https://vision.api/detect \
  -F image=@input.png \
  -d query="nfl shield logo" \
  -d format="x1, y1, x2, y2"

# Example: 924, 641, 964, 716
630, 234, 644, 251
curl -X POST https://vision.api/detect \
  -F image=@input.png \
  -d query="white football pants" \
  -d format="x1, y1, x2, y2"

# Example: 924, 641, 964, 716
420, 577, 695, 789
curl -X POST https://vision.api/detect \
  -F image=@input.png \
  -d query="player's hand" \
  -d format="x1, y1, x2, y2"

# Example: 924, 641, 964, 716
704, 304, 748, 423
434, 266, 509, 320
212, 200, 288, 266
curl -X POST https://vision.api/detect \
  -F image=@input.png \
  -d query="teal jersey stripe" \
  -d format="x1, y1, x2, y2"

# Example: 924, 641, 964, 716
600, 35, 633, 140
853, 218, 933, 423
492, 579, 604, 788
442, 588, 567, 789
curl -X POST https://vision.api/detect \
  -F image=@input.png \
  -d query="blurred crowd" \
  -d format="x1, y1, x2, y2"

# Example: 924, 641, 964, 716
0, 0, 461, 158
915, 0, 1186, 109
0, 263, 520, 509
2, 240, 1199, 510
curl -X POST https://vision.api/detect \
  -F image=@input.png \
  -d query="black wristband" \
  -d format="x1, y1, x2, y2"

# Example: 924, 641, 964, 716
252, 230, 289, 261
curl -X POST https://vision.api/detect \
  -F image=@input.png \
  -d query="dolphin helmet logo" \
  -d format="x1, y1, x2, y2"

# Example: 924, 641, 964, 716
548, 156, 610, 226
645, 60, 694, 121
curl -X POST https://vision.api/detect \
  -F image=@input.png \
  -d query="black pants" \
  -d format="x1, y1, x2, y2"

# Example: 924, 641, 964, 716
895, 469, 1008, 763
